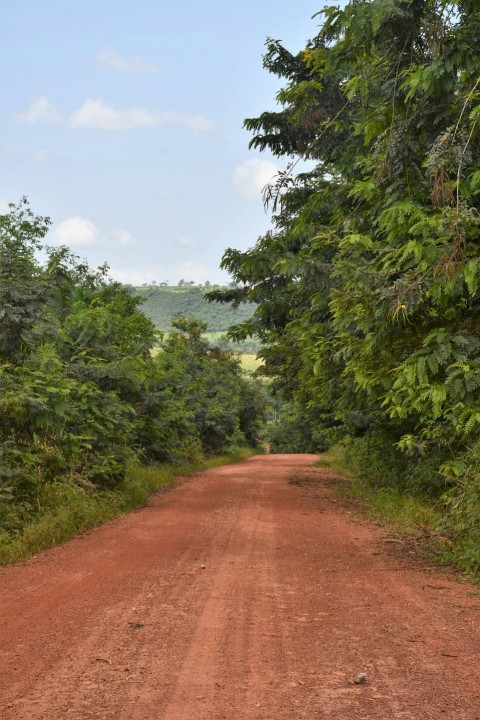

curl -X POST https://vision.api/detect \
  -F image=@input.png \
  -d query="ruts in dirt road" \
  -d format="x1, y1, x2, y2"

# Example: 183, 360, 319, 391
0, 454, 479, 719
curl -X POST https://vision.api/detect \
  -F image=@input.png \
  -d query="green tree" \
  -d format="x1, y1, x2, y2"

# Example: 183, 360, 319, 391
0, 201, 265, 532
159, 318, 264, 456
0, 198, 52, 360
211, 1, 480, 490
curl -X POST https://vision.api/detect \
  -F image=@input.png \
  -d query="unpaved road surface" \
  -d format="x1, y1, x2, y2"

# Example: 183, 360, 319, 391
1, 454, 479, 719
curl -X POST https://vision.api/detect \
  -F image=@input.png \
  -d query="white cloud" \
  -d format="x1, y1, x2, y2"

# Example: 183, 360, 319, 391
15, 97, 214, 137
51, 218, 137, 251
68, 99, 214, 135
174, 114, 215, 139
177, 235, 197, 249
175, 261, 210, 284
68, 99, 157, 130
33, 149, 49, 163
96, 49, 160, 74
112, 229, 134, 246
108, 266, 165, 286
15, 97, 62, 124
233, 158, 281, 199
52, 216, 100, 248
108, 263, 227, 287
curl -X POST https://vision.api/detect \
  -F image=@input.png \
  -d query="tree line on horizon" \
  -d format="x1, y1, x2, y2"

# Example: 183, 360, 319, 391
133, 279, 239, 289
131, 283, 256, 336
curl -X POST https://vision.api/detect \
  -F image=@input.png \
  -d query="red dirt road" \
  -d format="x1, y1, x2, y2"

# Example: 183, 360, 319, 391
0, 454, 479, 719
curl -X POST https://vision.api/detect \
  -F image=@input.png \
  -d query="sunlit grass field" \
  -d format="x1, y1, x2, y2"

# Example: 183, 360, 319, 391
152, 333, 263, 374
240, 354, 263, 373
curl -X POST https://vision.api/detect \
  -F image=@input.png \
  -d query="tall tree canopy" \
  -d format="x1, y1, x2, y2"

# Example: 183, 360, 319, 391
210, 0, 480, 498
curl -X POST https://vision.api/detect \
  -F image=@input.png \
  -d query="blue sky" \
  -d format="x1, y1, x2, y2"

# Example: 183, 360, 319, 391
1, 1, 333, 285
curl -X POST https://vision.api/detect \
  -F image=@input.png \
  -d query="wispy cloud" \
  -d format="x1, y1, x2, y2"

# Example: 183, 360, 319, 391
0, 146, 51, 164
33, 149, 50, 163
175, 261, 210, 284
233, 158, 281, 199
16, 97, 215, 137
112, 229, 134, 246
96, 48, 160, 74
108, 266, 165, 286
68, 99, 214, 135
177, 235, 197, 249
15, 97, 62, 125
0, 146, 21, 162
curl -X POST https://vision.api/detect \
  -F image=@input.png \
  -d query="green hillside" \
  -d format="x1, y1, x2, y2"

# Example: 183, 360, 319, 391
131, 284, 255, 333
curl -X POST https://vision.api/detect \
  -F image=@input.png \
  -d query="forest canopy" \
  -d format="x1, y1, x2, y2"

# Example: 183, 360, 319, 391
0, 199, 265, 539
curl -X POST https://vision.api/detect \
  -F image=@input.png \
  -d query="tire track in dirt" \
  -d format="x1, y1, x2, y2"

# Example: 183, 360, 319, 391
0, 454, 479, 719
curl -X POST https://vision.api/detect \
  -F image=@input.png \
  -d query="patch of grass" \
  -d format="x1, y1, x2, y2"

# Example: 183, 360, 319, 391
325, 446, 441, 533
336, 478, 440, 534
324, 449, 476, 577
0, 449, 256, 565
0, 484, 120, 565
314, 458, 332, 468
240, 354, 263, 373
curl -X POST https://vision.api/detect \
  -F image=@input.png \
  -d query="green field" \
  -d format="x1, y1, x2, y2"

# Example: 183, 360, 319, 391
240, 354, 263, 373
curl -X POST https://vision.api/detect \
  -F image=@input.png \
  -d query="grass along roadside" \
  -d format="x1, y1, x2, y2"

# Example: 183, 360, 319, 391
0, 449, 256, 566
311, 454, 474, 580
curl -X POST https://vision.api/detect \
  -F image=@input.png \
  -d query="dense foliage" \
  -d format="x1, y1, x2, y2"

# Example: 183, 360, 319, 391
210, 1, 480, 571
0, 199, 265, 537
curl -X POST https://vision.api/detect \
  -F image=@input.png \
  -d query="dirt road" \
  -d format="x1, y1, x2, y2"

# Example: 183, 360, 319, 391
0, 455, 479, 719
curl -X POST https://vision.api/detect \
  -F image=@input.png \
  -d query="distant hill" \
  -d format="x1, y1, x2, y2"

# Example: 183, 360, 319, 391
130, 284, 255, 333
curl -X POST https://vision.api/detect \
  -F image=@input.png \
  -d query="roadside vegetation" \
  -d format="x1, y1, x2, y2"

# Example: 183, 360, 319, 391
0, 200, 265, 563
315, 452, 449, 562
210, 1, 480, 580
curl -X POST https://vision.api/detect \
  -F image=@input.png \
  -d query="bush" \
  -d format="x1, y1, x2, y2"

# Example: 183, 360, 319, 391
334, 433, 450, 497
